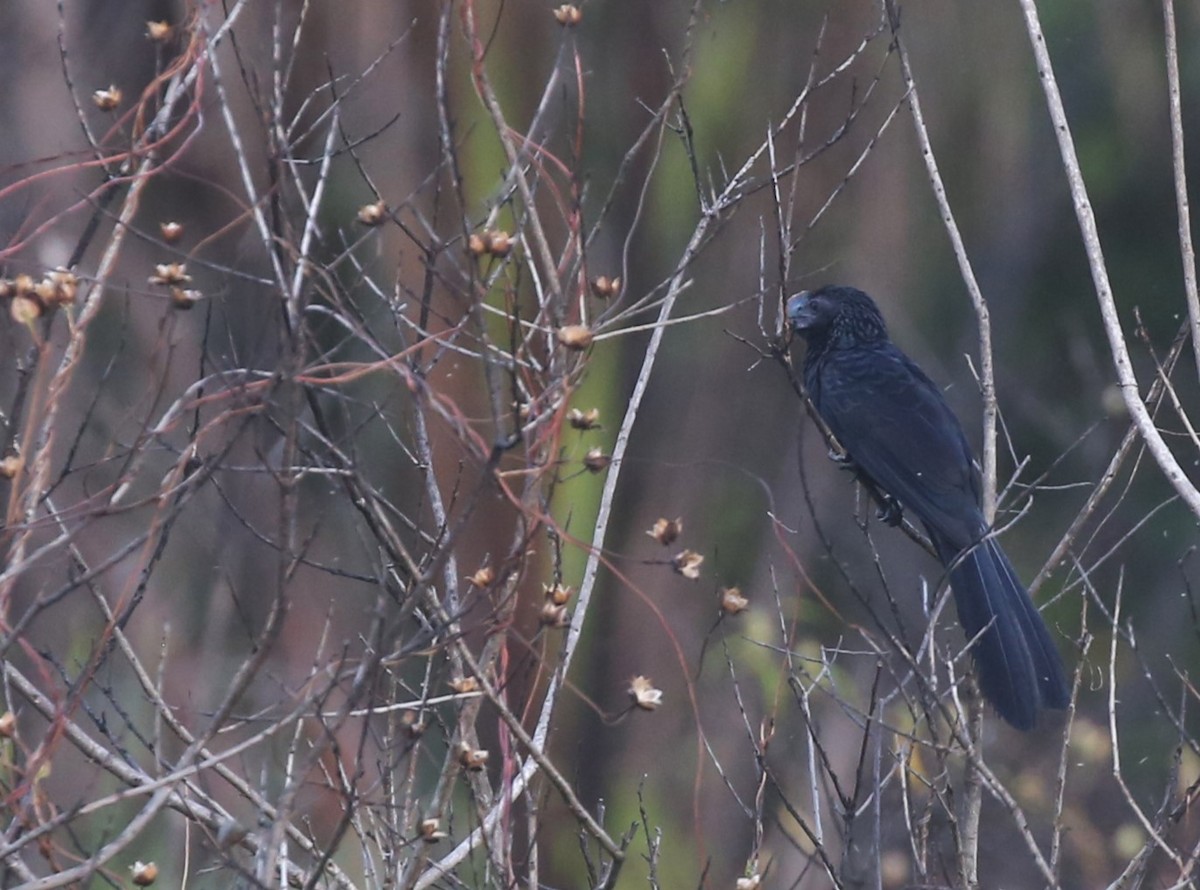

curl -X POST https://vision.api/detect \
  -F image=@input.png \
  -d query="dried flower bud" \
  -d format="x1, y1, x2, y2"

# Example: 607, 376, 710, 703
556, 325, 593, 350
448, 676, 479, 695
583, 447, 610, 473
647, 517, 682, 546
468, 233, 488, 256
130, 861, 158, 885
672, 549, 704, 580
553, 4, 582, 25
590, 275, 621, 299
539, 601, 569, 628
10, 294, 42, 324
48, 268, 78, 305
420, 818, 447, 843
159, 221, 184, 243
396, 711, 426, 740
13, 274, 34, 296
628, 675, 662, 711
33, 278, 57, 305
736, 875, 762, 890
567, 407, 601, 430
544, 582, 573, 606
486, 230, 512, 257
456, 741, 489, 771
170, 287, 202, 310
0, 711, 14, 737
93, 86, 122, 110
469, 565, 495, 588
720, 587, 749, 615
357, 200, 387, 226
146, 20, 173, 42
149, 263, 191, 286
0, 455, 22, 479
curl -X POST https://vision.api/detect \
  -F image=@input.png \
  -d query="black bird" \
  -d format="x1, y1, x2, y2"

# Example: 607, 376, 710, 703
787, 285, 1069, 730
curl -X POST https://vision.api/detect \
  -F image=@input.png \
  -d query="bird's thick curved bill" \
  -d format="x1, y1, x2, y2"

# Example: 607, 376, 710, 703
786, 292, 815, 329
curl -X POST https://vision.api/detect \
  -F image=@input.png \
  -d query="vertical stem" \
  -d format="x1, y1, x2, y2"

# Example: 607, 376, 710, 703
1161, 0, 1200, 380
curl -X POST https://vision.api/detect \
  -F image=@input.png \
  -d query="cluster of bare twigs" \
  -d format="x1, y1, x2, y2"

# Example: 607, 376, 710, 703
2, 1, 1200, 889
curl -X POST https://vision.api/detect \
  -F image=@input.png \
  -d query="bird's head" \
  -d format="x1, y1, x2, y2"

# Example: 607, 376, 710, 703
787, 285, 889, 347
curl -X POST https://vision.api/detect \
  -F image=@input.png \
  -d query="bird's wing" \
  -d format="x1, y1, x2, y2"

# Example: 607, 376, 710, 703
812, 343, 982, 546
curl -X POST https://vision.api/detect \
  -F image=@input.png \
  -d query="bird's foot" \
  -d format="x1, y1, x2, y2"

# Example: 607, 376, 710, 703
876, 494, 903, 527
829, 448, 854, 468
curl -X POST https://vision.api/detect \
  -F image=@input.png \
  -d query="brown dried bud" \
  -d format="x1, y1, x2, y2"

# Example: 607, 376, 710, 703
146, 20, 173, 42
468, 233, 488, 256
486, 230, 512, 257
13, 274, 34, 296
539, 601, 569, 628
544, 582, 573, 606
647, 517, 682, 546
720, 587, 749, 615
628, 675, 662, 711
10, 293, 42, 325
671, 549, 704, 580
357, 200, 387, 226
33, 278, 57, 305
553, 4, 582, 25
170, 287, 202, 310
419, 818, 447, 843
567, 407, 601, 430
130, 861, 159, 885
556, 325, 593, 350
159, 221, 184, 243
149, 263, 191, 286
400, 710, 426, 738
0, 455, 22, 479
583, 447, 610, 473
0, 711, 14, 737
469, 565, 495, 588
448, 676, 479, 695
48, 268, 78, 305
457, 741, 489, 771
92, 86, 122, 111
590, 275, 621, 299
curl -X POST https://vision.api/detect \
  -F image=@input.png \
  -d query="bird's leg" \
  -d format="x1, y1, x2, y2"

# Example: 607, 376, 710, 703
874, 491, 903, 527
829, 448, 855, 467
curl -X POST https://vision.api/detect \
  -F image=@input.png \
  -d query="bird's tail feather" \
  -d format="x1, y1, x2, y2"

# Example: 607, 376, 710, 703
942, 536, 1070, 730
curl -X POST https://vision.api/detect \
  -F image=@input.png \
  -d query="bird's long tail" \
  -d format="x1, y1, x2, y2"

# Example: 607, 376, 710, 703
939, 535, 1070, 730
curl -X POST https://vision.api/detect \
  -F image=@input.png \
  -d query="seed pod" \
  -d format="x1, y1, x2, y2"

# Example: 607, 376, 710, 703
583, 447, 610, 473
10, 293, 42, 324
590, 275, 621, 299
671, 549, 704, 580
539, 602, 569, 628
553, 4, 582, 25
92, 86, 122, 110
567, 407, 601, 430
457, 742, 489, 771
357, 200, 387, 226
720, 587, 749, 615
170, 287, 202, 310
556, 325, 593, 350
130, 861, 158, 886
628, 675, 662, 711
149, 263, 191, 286
146, 20, 173, 42
646, 517, 682, 546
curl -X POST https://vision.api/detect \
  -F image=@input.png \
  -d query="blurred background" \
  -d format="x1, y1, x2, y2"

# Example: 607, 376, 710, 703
1, 1, 1198, 888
